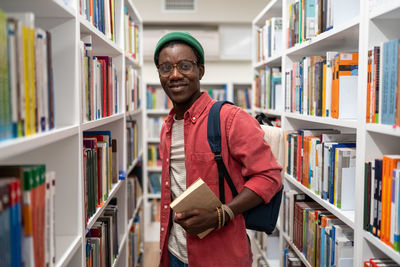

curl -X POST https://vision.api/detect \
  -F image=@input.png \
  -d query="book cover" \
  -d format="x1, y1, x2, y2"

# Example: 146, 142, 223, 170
170, 178, 222, 239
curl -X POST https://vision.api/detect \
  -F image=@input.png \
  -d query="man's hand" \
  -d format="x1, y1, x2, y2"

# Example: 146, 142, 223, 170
174, 208, 218, 236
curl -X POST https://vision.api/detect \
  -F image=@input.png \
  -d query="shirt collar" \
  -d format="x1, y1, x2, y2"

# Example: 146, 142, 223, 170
165, 92, 213, 130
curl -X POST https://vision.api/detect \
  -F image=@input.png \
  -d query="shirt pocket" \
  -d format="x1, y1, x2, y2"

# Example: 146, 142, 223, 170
190, 152, 219, 186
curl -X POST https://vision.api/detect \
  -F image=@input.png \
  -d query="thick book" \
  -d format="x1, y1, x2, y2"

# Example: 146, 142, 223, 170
170, 178, 221, 239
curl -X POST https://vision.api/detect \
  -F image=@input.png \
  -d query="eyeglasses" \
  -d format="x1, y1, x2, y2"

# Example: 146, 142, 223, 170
157, 60, 198, 77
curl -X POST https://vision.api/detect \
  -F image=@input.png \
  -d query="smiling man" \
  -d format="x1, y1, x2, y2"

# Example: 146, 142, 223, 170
154, 31, 282, 267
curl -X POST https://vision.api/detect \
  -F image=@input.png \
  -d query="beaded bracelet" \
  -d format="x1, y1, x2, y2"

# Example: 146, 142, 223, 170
221, 204, 235, 222
216, 207, 222, 230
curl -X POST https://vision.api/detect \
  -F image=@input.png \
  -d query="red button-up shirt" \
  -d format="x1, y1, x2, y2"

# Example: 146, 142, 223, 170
159, 93, 282, 267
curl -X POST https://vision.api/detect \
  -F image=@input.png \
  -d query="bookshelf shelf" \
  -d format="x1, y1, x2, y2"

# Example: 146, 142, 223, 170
147, 166, 162, 172
251, 236, 280, 267
265, 109, 283, 117
133, 196, 143, 218
113, 228, 129, 267
363, 231, 400, 264
284, 112, 359, 129
56, 235, 82, 267
282, 232, 312, 267
125, 53, 141, 68
0, 126, 79, 161
87, 181, 124, 231
285, 174, 355, 229
127, 151, 143, 175
0, 0, 76, 18
147, 193, 161, 199
147, 138, 160, 143
366, 124, 400, 137
126, 108, 143, 118
254, 54, 283, 69
79, 16, 124, 56
81, 113, 125, 131
369, 1, 400, 20
146, 109, 170, 115
286, 17, 360, 58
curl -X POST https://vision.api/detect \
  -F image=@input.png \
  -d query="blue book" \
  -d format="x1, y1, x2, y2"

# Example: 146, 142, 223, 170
328, 143, 356, 204
381, 41, 391, 124
0, 182, 11, 266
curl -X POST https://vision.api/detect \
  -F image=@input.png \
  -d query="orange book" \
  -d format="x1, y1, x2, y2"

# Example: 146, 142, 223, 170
366, 50, 372, 122
302, 136, 310, 188
331, 52, 359, 118
381, 155, 400, 246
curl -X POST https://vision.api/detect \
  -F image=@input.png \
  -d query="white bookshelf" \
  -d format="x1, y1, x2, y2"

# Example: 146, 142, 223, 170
252, 0, 400, 266
0, 0, 144, 266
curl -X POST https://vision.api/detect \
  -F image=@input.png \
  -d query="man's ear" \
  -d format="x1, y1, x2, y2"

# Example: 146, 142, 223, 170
198, 65, 205, 80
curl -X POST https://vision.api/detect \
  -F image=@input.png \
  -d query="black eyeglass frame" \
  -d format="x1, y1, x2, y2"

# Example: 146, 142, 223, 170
156, 60, 199, 77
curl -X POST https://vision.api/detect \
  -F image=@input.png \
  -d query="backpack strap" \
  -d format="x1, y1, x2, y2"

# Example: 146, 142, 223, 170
207, 101, 238, 204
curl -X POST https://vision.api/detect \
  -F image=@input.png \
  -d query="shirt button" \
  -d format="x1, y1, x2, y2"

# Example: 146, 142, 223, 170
192, 117, 196, 120
164, 205, 168, 209
166, 158, 169, 162
161, 227, 164, 232
166, 181, 169, 186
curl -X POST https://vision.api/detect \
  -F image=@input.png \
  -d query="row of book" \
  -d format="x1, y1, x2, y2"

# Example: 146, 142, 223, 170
83, 130, 119, 224
0, 11, 55, 141
250, 230, 280, 265
286, 130, 356, 210
147, 116, 165, 139
233, 87, 251, 109
285, 52, 359, 120
147, 144, 161, 168
127, 172, 142, 220
80, 36, 119, 123
254, 66, 282, 111
283, 248, 306, 266
150, 199, 161, 222
146, 85, 172, 110
79, 0, 116, 42
148, 173, 161, 194
364, 156, 400, 251
124, 6, 140, 61
366, 39, 400, 125
282, 190, 354, 267
127, 120, 139, 169
287, 0, 359, 48
0, 165, 56, 267
128, 215, 143, 267
255, 17, 283, 62
202, 87, 227, 101
364, 258, 399, 267
86, 198, 119, 267
126, 65, 140, 113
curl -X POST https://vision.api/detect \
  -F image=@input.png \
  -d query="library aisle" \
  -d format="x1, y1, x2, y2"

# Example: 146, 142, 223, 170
1, 0, 400, 266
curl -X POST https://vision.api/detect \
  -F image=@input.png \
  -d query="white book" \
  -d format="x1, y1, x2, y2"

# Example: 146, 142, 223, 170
7, 20, 19, 135
325, 52, 337, 117
303, 57, 309, 115
390, 167, 399, 245
338, 148, 356, 210
338, 75, 358, 119
271, 17, 282, 57
378, 42, 384, 124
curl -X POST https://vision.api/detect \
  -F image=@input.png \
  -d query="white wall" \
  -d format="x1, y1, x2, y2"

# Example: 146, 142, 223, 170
134, 0, 268, 24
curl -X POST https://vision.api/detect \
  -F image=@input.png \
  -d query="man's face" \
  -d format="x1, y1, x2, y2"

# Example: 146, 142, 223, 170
157, 43, 204, 107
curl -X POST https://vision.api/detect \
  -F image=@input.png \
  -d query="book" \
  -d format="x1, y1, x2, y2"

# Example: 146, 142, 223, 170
170, 178, 222, 239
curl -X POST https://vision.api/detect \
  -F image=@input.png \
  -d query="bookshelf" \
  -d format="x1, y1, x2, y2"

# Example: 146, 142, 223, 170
0, 0, 144, 266
252, 0, 400, 266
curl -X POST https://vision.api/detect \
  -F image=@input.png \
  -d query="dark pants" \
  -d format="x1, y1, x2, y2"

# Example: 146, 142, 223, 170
168, 252, 188, 267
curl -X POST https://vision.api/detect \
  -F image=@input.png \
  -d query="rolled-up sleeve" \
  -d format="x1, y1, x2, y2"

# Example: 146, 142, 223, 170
227, 109, 282, 203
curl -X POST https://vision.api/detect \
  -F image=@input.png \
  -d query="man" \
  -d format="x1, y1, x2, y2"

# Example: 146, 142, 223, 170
154, 31, 282, 267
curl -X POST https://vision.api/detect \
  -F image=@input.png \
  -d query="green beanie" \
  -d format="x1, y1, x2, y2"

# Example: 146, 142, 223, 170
154, 31, 205, 65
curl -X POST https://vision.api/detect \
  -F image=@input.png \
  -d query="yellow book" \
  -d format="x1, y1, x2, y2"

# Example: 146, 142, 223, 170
23, 26, 31, 135
170, 178, 221, 239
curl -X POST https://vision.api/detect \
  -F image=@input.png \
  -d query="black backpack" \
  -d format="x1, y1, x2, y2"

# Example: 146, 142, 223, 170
207, 101, 283, 234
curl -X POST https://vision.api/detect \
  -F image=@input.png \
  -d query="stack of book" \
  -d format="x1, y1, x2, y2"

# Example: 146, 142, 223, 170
126, 120, 139, 168
79, 0, 116, 42
125, 65, 140, 113
286, 0, 359, 48
285, 52, 359, 119
233, 87, 251, 110
80, 36, 119, 123
283, 248, 305, 266
127, 172, 142, 220
124, 6, 140, 61
364, 258, 399, 266
0, 11, 55, 141
282, 190, 354, 266
83, 130, 119, 223
128, 216, 142, 267
366, 39, 400, 125
86, 198, 119, 267
147, 144, 161, 168
255, 17, 283, 62
147, 116, 165, 139
254, 66, 282, 111
0, 165, 56, 267
364, 156, 400, 251
146, 85, 172, 110
202, 85, 227, 101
